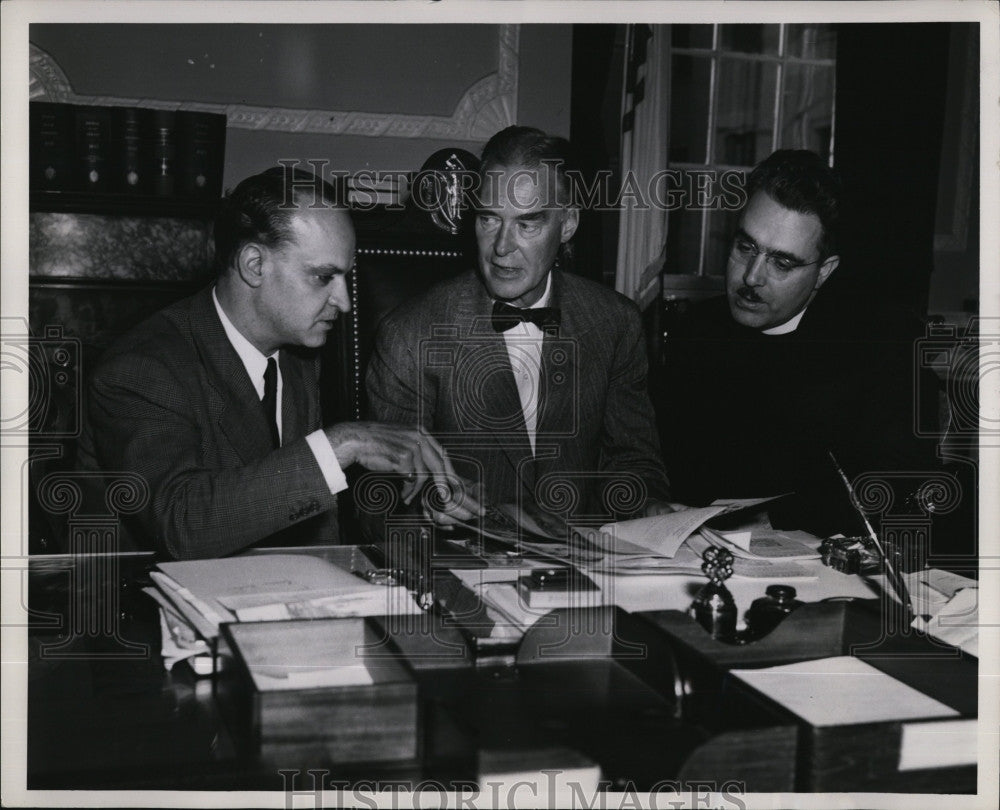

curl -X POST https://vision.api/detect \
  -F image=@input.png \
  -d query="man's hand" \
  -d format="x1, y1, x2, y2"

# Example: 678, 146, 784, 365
644, 500, 692, 517
324, 422, 483, 523
421, 473, 485, 529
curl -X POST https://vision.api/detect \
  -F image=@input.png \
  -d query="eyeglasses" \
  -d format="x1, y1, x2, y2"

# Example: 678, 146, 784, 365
730, 236, 821, 274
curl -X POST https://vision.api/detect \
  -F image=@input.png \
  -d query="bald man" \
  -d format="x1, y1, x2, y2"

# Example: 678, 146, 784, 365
79, 167, 473, 559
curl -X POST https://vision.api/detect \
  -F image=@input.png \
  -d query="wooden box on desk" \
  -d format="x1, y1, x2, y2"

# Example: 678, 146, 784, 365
630, 600, 977, 792
720, 655, 977, 793
214, 617, 419, 766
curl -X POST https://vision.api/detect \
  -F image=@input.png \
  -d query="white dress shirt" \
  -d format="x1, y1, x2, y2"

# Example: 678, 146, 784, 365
496, 272, 553, 455
212, 289, 347, 495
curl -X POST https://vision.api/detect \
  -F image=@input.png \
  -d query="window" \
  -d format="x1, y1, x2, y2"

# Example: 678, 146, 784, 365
664, 23, 836, 279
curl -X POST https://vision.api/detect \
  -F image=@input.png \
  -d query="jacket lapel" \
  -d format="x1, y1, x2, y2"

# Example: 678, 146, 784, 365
188, 287, 276, 464
537, 271, 586, 443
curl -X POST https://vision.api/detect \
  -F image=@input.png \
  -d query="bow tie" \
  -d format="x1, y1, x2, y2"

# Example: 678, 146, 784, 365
491, 300, 561, 332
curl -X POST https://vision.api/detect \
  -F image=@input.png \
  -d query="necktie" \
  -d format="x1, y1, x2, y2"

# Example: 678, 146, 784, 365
491, 300, 561, 333
261, 357, 280, 449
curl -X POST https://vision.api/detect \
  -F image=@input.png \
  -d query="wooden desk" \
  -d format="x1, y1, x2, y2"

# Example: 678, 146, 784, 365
24, 549, 978, 795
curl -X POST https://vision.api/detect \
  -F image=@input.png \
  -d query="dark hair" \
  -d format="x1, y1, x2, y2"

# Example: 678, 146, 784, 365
478, 125, 577, 203
213, 166, 344, 274
746, 150, 841, 258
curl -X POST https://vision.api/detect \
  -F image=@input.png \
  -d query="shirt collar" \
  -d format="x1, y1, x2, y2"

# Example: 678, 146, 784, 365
212, 287, 278, 398
762, 306, 807, 335
531, 272, 554, 309
493, 271, 553, 310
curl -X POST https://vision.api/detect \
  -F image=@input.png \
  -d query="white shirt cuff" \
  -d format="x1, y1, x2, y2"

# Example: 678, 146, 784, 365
305, 430, 349, 495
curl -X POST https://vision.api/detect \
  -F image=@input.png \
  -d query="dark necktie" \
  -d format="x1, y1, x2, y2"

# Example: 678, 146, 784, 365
261, 357, 280, 449
491, 300, 561, 333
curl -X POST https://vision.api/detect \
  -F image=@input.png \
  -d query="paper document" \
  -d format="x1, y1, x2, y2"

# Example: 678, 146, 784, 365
898, 718, 978, 771
150, 553, 418, 637
578, 496, 787, 574
251, 664, 375, 691
747, 529, 822, 559
911, 585, 979, 657
700, 526, 822, 560
228, 618, 381, 692
228, 588, 421, 622
146, 590, 211, 672
479, 747, 601, 805
456, 496, 791, 576
148, 571, 224, 640
730, 656, 960, 727
683, 532, 816, 578
595, 496, 783, 557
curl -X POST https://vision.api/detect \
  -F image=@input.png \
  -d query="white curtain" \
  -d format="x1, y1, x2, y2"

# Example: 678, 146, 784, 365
615, 25, 669, 309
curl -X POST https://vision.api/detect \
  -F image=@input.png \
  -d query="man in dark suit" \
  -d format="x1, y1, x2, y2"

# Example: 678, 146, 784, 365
659, 150, 940, 535
78, 168, 474, 559
367, 126, 673, 521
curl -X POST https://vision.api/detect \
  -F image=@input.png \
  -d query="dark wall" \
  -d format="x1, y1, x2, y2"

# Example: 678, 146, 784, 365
833, 23, 953, 317
569, 24, 626, 286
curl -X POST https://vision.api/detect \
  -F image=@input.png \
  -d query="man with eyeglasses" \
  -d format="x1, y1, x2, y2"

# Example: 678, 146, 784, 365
658, 150, 939, 535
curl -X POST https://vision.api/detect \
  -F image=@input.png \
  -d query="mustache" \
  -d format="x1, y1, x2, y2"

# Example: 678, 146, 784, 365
736, 286, 764, 303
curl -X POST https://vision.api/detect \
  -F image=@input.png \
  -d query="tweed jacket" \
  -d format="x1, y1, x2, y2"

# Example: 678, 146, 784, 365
366, 269, 670, 520
77, 286, 339, 559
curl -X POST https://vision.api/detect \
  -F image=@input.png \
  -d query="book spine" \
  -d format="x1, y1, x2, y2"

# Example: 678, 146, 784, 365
176, 111, 226, 199
74, 105, 112, 193
148, 109, 177, 196
30, 102, 76, 192
110, 106, 150, 194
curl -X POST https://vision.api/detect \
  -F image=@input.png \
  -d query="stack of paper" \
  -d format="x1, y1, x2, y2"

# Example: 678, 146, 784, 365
147, 591, 212, 671
906, 569, 979, 657
452, 495, 821, 579
684, 531, 817, 579
576, 496, 813, 576
144, 553, 422, 655
699, 526, 821, 560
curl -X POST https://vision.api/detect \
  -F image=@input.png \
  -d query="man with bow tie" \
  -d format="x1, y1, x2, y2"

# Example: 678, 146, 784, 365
366, 126, 674, 522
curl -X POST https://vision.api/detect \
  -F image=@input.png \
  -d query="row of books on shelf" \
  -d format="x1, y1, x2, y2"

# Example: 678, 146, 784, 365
30, 101, 226, 199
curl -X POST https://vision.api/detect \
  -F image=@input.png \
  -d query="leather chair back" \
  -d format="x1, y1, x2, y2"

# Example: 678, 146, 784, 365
322, 214, 474, 422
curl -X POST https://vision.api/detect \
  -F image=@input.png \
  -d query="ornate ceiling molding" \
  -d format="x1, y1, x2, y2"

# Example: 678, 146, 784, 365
29, 25, 518, 142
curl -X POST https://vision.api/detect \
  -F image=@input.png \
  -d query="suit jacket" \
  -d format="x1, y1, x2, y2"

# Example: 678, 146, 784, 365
366, 269, 670, 520
657, 294, 941, 534
76, 286, 339, 559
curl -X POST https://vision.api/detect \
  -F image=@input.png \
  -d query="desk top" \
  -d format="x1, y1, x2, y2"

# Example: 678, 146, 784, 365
21, 547, 978, 796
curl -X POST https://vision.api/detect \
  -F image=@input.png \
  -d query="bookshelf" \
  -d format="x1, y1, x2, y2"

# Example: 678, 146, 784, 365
30, 101, 226, 218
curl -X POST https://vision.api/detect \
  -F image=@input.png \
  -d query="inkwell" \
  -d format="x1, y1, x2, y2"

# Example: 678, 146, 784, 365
689, 546, 738, 643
